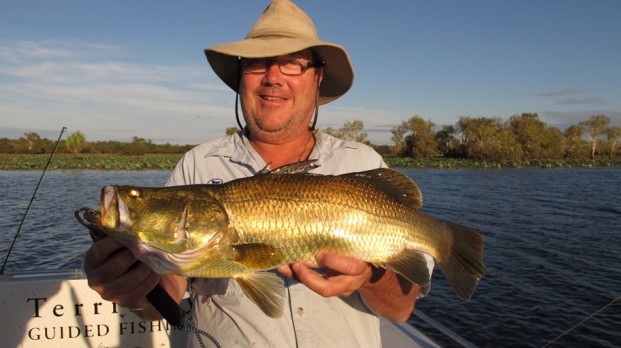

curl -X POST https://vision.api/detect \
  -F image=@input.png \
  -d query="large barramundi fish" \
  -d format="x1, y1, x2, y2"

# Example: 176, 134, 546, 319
92, 161, 485, 318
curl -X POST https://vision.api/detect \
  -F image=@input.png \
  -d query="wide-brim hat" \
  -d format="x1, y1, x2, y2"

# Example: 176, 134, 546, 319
204, 0, 354, 105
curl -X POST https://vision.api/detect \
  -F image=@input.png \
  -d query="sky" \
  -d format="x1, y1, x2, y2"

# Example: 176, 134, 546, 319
1, 0, 620, 145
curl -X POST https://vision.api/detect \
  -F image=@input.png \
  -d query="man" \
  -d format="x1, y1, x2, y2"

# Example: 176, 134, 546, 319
84, 1, 433, 346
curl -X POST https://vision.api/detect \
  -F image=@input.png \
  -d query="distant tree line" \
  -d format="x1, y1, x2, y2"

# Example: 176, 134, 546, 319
324, 120, 368, 143
0, 132, 194, 155
383, 113, 618, 160
2, 113, 619, 161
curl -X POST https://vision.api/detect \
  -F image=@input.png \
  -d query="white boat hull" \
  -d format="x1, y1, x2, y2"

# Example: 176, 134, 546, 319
0, 270, 187, 347
1, 269, 442, 347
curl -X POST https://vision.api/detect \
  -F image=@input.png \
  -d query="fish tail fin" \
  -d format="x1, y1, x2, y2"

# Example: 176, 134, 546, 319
439, 222, 485, 300
235, 272, 286, 318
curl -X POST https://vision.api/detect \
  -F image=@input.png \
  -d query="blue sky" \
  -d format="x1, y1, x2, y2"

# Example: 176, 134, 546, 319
1, 0, 619, 145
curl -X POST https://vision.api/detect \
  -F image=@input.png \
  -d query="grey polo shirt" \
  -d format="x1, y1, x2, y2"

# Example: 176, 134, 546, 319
166, 131, 432, 348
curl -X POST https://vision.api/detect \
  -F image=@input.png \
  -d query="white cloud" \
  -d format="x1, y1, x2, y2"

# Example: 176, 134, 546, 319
0, 39, 236, 144
0, 40, 74, 61
536, 88, 582, 97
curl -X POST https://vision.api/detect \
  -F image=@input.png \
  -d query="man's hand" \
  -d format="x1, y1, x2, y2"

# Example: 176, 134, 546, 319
83, 237, 160, 310
277, 252, 372, 297
277, 252, 419, 322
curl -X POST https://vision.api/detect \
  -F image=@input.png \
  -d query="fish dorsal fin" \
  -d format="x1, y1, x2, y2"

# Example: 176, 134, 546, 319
258, 160, 319, 175
227, 243, 284, 269
345, 168, 423, 209
235, 272, 286, 318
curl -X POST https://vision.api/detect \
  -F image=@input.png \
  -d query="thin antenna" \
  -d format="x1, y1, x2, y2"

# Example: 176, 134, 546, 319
1, 126, 67, 274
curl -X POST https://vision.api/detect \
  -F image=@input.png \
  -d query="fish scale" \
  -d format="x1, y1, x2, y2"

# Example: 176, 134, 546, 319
220, 177, 411, 264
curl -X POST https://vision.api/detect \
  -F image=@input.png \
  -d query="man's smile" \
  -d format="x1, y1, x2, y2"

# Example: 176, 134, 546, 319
261, 95, 287, 101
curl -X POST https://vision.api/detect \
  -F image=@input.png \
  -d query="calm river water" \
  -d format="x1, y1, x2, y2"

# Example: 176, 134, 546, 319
1, 168, 619, 347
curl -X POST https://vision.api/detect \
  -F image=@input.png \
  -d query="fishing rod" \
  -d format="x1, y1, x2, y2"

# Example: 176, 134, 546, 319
542, 294, 621, 347
0, 126, 67, 274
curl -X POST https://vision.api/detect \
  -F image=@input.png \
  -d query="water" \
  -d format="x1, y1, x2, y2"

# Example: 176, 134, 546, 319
0, 170, 170, 271
403, 168, 621, 347
1, 168, 620, 347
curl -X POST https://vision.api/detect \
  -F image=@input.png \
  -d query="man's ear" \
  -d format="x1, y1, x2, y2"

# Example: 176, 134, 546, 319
316, 68, 324, 87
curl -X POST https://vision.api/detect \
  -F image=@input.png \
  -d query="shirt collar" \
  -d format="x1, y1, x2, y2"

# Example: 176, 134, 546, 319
204, 129, 266, 170
204, 129, 360, 169
312, 131, 360, 166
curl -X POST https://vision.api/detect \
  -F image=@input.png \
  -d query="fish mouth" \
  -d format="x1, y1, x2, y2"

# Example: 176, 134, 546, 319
98, 186, 208, 274
100, 186, 130, 231
99, 186, 170, 269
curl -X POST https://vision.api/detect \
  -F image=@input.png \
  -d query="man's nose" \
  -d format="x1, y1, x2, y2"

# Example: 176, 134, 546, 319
263, 61, 284, 83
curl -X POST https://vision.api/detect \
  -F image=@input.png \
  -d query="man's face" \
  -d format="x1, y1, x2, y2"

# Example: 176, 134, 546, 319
239, 49, 322, 144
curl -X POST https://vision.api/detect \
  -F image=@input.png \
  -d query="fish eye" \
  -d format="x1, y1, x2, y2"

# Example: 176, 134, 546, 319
128, 188, 141, 198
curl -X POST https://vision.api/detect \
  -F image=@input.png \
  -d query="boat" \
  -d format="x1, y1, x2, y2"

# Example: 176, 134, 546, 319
1, 268, 477, 347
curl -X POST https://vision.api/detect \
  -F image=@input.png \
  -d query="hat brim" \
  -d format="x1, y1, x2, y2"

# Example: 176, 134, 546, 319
205, 37, 354, 105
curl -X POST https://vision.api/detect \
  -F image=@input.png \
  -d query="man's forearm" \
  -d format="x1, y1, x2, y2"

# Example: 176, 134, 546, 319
358, 269, 419, 322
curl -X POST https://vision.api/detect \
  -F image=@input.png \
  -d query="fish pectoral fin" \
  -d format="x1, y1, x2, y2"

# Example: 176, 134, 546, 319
227, 243, 285, 269
383, 250, 432, 289
235, 272, 286, 318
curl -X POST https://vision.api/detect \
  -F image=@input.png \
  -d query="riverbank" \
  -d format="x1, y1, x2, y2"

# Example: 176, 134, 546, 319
1, 153, 620, 170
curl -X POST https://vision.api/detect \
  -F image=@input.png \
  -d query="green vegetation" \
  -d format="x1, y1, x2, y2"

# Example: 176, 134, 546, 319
2, 153, 619, 170
1, 113, 619, 170
383, 157, 621, 169
0, 154, 183, 170
0, 135, 194, 156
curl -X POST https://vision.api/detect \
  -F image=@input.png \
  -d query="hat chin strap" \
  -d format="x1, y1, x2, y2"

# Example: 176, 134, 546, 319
235, 89, 244, 130
310, 84, 319, 131
235, 60, 244, 130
